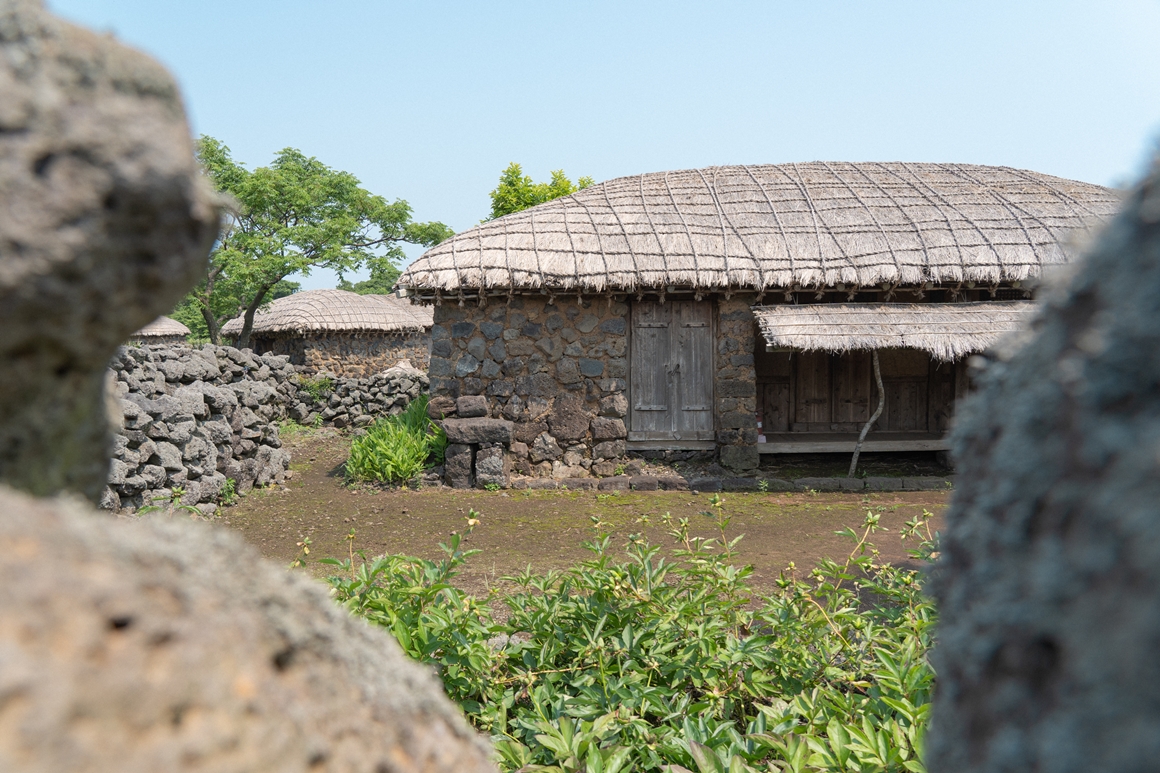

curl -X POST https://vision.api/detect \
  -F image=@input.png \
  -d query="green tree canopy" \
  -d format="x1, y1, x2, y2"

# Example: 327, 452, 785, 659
184, 136, 453, 346
487, 163, 594, 220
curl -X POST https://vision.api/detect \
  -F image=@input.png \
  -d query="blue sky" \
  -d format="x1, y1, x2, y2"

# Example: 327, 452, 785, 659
51, 1, 1160, 290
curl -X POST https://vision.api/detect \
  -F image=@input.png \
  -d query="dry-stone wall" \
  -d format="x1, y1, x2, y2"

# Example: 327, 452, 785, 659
261, 331, 431, 378
104, 344, 429, 511
715, 296, 759, 472
428, 296, 629, 488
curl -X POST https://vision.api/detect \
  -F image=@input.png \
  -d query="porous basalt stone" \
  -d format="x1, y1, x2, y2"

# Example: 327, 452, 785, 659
0, 484, 493, 773
0, 2, 220, 501
441, 418, 513, 445
927, 161, 1160, 772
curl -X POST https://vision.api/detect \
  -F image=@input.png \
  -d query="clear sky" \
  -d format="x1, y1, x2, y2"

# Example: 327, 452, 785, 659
50, 0, 1160, 290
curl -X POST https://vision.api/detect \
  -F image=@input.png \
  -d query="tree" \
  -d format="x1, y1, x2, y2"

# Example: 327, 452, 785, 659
487, 163, 594, 220
169, 279, 299, 342
186, 136, 454, 346
336, 263, 400, 296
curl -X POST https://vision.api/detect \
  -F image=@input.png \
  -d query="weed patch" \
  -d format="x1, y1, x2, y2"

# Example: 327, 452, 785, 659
345, 395, 446, 486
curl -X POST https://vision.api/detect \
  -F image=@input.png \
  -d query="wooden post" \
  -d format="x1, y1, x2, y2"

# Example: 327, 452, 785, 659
848, 350, 884, 478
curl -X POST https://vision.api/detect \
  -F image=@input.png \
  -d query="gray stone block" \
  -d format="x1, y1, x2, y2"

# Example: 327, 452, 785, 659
690, 478, 723, 492
630, 475, 658, 491
455, 395, 488, 418
902, 477, 953, 491
722, 477, 760, 492
864, 476, 904, 491
474, 445, 509, 489
441, 418, 513, 444
444, 444, 473, 489
597, 476, 631, 491
658, 476, 690, 491
793, 477, 861, 492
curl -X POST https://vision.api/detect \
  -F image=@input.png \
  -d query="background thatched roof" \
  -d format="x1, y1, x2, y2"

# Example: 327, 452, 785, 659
753, 301, 1036, 361
221, 290, 433, 337
132, 316, 190, 338
399, 162, 1118, 296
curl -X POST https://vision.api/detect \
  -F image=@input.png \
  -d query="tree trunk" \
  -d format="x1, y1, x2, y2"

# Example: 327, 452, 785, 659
234, 282, 276, 350
847, 350, 884, 478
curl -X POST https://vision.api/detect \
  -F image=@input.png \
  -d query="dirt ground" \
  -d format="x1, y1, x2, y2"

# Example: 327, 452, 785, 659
222, 428, 948, 596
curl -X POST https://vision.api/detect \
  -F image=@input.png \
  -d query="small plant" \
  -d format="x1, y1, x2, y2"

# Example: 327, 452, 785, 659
613, 463, 627, 476
483, 482, 501, 492
346, 395, 446, 486
757, 478, 769, 492
219, 477, 238, 505
297, 374, 334, 403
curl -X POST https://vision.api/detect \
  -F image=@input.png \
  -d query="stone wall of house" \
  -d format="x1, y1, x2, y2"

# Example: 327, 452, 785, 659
429, 296, 630, 486
716, 295, 759, 471
259, 331, 431, 377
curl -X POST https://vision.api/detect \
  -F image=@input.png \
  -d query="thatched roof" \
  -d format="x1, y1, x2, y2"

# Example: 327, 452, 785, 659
398, 162, 1118, 296
753, 301, 1037, 361
132, 316, 190, 338
221, 289, 433, 337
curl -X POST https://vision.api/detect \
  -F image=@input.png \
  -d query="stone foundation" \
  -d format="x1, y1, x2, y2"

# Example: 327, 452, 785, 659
256, 331, 431, 377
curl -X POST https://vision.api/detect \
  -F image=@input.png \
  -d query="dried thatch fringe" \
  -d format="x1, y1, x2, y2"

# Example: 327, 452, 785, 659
132, 316, 190, 338
220, 289, 433, 337
752, 301, 1037, 361
398, 163, 1119, 295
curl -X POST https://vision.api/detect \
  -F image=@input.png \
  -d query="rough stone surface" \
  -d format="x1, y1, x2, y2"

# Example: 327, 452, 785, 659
456, 395, 489, 418
441, 418, 513, 445
443, 443, 474, 489
0, 485, 493, 773
474, 445, 510, 489
0, 2, 220, 502
927, 162, 1160, 772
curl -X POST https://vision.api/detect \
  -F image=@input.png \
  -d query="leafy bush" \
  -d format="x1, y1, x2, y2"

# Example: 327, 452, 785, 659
296, 374, 334, 402
319, 499, 938, 773
345, 395, 446, 485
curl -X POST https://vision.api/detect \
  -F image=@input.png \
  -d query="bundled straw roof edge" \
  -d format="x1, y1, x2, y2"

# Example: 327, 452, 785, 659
399, 162, 1118, 296
221, 289, 433, 337
753, 301, 1037, 361
132, 316, 190, 338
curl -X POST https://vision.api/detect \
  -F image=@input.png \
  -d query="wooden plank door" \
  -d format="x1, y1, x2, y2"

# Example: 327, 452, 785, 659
630, 302, 671, 437
832, 352, 872, 425
674, 301, 713, 439
629, 301, 714, 442
793, 351, 831, 430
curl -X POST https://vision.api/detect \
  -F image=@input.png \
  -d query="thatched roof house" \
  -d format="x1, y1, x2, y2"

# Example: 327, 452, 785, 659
397, 162, 1118, 486
222, 289, 433, 377
130, 316, 190, 345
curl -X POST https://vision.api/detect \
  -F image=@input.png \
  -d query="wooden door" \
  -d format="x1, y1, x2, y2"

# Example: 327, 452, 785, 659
629, 301, 714, 442
793, 351, 831, 430
832, 352, 872, 425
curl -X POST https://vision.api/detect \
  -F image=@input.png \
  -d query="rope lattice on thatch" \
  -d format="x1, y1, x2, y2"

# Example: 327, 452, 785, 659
131, 316, 190, 338
220, 289, 433, 337
398, 163, 1119, 295
753, 301, 1037, 361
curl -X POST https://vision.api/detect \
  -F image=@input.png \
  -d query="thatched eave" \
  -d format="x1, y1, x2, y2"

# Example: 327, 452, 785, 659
753, 301, 1037, 361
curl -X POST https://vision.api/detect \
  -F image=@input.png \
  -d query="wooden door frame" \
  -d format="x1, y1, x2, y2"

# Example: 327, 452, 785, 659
625, 297, 717, 450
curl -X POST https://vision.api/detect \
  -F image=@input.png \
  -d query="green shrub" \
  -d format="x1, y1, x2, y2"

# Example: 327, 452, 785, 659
297, 374, 334, 402
318, 499, 938, 773
345, 395, 446, 485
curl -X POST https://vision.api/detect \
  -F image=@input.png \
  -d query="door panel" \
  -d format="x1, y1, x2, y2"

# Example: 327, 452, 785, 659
630, 303, 671, 436
675, 302, 713, 438
630, 301, 714, 442
832, 352, 871, 424
760, 383, 790, 433
794, 351, 831, 425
